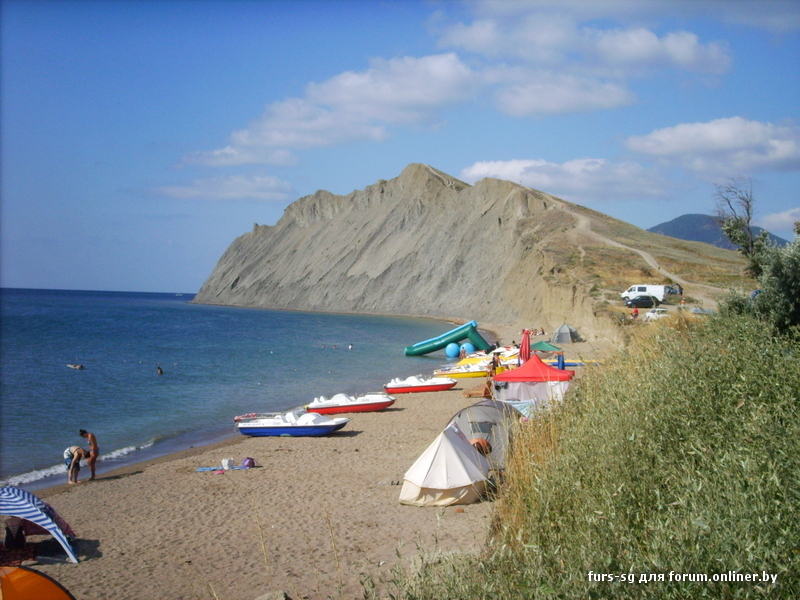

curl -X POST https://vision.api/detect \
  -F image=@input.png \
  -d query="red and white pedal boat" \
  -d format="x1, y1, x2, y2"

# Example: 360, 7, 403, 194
383, 375, 458, 394
305, 392, 395, 415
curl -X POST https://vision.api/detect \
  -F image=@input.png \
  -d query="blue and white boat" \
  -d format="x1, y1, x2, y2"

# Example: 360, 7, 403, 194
234, 409, 350, 437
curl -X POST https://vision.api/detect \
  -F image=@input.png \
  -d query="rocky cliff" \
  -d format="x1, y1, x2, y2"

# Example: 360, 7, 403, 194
192, 164, 647, 343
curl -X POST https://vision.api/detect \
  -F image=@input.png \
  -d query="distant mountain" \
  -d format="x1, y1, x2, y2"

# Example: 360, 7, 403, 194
648, 214, 788, 249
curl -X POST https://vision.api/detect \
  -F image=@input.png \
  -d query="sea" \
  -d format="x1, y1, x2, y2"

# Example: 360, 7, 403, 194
0, 288, 477, 491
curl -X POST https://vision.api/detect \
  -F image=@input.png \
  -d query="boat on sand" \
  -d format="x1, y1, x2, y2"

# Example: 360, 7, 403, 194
384, 375, 457, 394
235, 409, 349, 437
433, 364, 489, 379
305, 393, 395, 415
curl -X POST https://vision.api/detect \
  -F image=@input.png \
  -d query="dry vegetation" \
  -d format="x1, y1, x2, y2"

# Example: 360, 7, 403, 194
377, 310, 800, 599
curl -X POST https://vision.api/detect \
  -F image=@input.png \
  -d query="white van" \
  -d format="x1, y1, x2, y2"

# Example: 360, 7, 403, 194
620, 284, 670, 302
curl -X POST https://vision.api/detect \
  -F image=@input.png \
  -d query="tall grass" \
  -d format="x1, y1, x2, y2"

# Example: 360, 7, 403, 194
386, 313, 799, 599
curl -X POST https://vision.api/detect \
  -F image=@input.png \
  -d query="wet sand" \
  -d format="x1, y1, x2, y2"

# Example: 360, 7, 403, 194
32, 385, 494, 600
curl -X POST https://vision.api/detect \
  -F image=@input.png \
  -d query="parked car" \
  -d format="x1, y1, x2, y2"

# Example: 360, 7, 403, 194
625, 295, 660, 308
644, 307, 669, 321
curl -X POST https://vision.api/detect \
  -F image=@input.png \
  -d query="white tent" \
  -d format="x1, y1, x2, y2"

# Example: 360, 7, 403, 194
494, 380, 570, 406
493, 355, 574, 409
399, 423, 489, 507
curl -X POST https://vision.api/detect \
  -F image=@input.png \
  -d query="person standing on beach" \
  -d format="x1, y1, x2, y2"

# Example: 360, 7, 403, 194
80, 429, 99, 480
64, 445, 88, 484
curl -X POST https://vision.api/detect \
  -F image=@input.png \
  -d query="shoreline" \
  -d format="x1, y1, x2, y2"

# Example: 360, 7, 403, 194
28, 386, 494, 600
16, 314, 504, 495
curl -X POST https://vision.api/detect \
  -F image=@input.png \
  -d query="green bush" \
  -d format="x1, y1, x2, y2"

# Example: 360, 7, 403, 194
386, 313, 800, 599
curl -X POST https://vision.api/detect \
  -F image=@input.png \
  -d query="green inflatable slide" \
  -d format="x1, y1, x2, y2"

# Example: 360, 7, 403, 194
404, 320, 490, 356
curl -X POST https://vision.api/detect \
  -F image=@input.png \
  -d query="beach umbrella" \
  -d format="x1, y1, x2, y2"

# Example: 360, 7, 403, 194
0, 487, 78, 563
519, 329, 531, 363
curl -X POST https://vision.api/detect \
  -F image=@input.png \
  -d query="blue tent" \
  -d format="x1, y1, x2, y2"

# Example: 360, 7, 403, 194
0, 486, 78, 563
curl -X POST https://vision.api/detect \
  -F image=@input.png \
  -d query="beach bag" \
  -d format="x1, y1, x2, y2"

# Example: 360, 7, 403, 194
221, 458, 235, 470
242, 457, 256, 469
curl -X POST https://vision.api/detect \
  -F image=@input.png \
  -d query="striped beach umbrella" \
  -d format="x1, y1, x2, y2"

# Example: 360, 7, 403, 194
0, 486, 78, 563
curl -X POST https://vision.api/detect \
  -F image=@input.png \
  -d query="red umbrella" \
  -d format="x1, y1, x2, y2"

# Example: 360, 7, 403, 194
519, 329, 531, 363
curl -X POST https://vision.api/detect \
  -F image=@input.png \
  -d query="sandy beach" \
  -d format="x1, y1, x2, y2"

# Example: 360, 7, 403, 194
29, 385, 496, 600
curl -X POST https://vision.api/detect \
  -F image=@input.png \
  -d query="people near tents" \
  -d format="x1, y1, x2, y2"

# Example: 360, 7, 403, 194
631, 307, 639, 321
482, 376, 494, 400
490, 353, 500, 372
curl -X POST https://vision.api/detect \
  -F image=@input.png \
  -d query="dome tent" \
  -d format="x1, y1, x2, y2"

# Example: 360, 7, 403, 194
399, 423, 490, 507
550, 324, 582, 344
0, 566, 77, 600
447, 399, 520, 471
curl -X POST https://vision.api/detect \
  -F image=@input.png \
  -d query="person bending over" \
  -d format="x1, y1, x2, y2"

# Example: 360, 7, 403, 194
64, 446, 89, 484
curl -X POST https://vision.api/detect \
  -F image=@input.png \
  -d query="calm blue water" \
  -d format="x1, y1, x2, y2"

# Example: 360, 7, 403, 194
0, 289, 479, 490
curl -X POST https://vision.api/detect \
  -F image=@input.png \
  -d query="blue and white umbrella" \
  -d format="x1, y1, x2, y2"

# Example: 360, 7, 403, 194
0, 486, 78, 563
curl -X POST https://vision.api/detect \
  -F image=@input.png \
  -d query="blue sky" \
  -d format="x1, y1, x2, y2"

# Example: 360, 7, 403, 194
1, 0, 798, 293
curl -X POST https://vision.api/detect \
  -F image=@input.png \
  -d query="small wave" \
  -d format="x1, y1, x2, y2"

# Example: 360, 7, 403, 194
97, 440, 154, 462
0, 440, 156, 487
0, 464, 68, 487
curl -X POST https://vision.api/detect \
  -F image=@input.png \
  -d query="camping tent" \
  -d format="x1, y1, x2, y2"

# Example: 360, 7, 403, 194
399, 423, 489, 507
0, 486, 78, 563
493, 355, 574, 407
550, 324, 582, 344
0, 566, 76, 600
447, 399, 520, 471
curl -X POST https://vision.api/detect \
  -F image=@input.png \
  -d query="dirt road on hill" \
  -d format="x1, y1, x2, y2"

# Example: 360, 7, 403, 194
565, 208, 726, 307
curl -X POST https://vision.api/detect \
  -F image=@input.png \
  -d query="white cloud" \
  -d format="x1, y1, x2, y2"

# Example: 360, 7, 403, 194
626, 117, 800, 177
182, 146, 297, 167
494, 73, 635, 116
434, 4, 733, 118
186, 54, 476, 166
590, 28, 731, 74
306, 54, 477, 123
157, 175, 293, 202
460, 158, 666, 201
469, 0, 800, 34
438, 11, 731, 74
438, 13, 579, 64
758, 207, 800, 234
